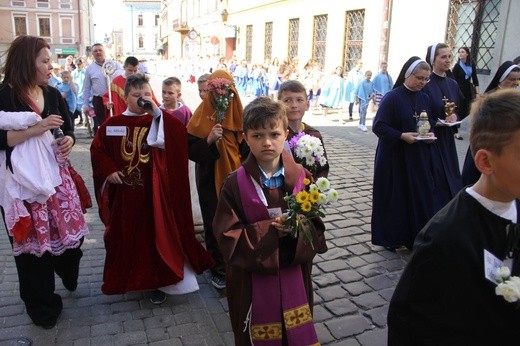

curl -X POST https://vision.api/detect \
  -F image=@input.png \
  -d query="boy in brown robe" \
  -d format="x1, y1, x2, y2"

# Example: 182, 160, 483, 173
213, 96, 327, 345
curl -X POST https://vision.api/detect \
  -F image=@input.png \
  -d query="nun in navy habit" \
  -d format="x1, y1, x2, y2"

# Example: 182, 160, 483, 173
422, 44, 462, 210
461, 61, 520, 186
371, 57, 437, 250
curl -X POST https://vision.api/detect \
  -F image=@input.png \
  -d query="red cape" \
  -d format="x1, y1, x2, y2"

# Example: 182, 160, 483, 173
91, 112, 214, 294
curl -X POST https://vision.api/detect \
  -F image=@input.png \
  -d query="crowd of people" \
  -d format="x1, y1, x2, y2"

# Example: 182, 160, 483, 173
2, 33, 520, 343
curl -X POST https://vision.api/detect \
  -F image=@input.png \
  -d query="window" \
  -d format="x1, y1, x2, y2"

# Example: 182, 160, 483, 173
264, 22, 273, 64
13, 15, 27, 36
343, 10, 365, 72
60, 16, 74, 44
138, 35, 144, 48
288, 18, 299, 60
38, 16, 51, 37
11, 1, 26, 7
138, 14, 143, 26
155, 15, 159, 26
59, 0, 72, 9
246, 25, 253, 64
312, 15, 328, 69
446, 0, 501, 75
36, 0, 49, 8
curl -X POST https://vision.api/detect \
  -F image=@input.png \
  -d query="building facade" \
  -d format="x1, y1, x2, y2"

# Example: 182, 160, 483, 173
121, 0, 161, 59
0, 0, 95, 66
159, 0, 519, 88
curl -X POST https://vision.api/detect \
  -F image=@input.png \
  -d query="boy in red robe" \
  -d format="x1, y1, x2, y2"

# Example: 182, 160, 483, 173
91, 73, 214, 303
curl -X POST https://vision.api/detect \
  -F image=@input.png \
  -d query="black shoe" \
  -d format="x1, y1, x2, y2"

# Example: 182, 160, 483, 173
149, 290, 167, 304
211, 275, 226, 289
454, 134, 463, 140
38, 312, 61, 329
62, 278, 78, 292
384, 246, 397, 252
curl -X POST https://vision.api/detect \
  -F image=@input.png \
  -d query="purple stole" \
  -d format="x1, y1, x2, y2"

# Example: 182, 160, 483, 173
236, 167, 320, 346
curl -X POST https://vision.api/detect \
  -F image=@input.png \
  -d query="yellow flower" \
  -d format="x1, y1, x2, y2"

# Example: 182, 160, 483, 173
301, 201, 312, 212
303, 178, 310, 186
296, 191, 309, 203
309, 191, 320, 203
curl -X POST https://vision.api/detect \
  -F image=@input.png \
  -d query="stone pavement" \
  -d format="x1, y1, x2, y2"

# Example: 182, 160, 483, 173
0, 80, 471, 345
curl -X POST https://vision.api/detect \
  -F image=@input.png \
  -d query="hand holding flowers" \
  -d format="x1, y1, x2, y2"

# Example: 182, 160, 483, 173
206, 77, 234, 123
283, 177, 338, 250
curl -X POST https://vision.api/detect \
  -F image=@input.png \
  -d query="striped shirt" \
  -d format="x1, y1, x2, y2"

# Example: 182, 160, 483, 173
259, 165, 285, 189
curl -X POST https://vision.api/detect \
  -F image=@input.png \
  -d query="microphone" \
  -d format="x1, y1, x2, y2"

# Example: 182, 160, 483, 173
137, 97, 153, 110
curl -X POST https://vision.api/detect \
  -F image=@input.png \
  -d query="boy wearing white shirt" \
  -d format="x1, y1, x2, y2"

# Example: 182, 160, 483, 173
388, 89, 520, 344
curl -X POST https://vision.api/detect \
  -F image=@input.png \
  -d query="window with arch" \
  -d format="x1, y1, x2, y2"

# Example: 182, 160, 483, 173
138, 14, 143, 26
312, 15, 328, 69
264, 22, 273, 63
446, 0, 502, 75
342, 10, 365, 72
288, 18, 299, 60
138, 35, 144, 48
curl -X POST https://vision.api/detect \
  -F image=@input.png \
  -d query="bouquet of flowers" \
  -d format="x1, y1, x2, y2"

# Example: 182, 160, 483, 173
495, 266, 520, 306
206, 77, 234, 123
288, 133, 327, 176
283, 177, 338, 250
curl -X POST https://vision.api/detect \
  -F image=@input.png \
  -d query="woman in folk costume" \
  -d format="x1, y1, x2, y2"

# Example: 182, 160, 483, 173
187, 69, 249, 288
0, 35, 89, 329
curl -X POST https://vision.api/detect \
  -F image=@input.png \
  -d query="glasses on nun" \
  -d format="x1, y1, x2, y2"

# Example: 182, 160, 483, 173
413, 74, 430, 83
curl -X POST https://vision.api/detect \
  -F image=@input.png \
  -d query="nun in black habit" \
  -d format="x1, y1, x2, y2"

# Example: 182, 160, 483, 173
371, 57, 438, 250
461, 61, 520, 187
422, 43, 462, 211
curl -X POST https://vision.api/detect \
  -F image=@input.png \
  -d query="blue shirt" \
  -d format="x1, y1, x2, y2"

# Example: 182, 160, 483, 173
57, 82, 77, 112
259, 165, 285, 189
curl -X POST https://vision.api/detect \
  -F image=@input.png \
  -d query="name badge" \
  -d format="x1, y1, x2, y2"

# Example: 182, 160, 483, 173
268, 207, 282, 219
106, 126, 126, 136
484, 249, 503, 284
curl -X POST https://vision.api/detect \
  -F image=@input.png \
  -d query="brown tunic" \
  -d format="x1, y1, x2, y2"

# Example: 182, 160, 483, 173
213, 151, 327, 345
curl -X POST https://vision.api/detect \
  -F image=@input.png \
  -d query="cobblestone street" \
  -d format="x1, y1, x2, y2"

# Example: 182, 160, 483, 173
0, 80, 470, 345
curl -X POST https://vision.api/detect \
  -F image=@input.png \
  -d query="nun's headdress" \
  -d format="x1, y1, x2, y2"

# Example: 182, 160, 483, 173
394, 56, 427, 89
485, 61, 520, 93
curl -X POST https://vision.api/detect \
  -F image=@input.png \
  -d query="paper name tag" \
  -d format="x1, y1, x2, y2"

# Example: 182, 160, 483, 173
268, 207, 282, 219
484, 249, 503, 284
106, 126, 126, 136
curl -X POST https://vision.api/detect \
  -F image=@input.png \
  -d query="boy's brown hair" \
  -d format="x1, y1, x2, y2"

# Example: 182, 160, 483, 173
470, 89, 520, 157
277, 80, 308, 100
124, 73, 150, 96
162, 76, 182, 87
243, 96, 287, 133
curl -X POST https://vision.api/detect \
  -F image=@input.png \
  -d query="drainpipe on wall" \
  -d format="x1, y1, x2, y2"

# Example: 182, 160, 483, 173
379, 0, 392, 64
77, 0, 82, 55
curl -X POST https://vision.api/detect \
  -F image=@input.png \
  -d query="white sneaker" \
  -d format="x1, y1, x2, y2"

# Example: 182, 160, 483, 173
361, 125, 368, 132
357, 124, 363, 130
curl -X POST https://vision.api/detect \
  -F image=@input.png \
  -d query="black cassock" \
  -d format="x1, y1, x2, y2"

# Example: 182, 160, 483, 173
388, 190, 520, 345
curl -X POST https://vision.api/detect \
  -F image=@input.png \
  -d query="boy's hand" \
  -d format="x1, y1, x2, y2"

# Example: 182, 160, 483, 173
207, 124, 223, 144
107, 171, 124, 184
106, 102, 113, 110
272, 215, 291, 238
